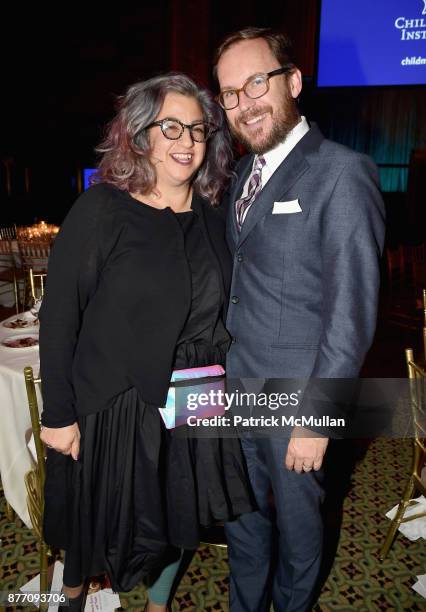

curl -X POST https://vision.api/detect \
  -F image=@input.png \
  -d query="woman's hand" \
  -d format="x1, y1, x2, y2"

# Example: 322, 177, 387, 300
40, 423, 81, 460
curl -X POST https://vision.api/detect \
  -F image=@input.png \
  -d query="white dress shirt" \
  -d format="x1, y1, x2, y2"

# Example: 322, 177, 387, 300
239, 116, 310, 224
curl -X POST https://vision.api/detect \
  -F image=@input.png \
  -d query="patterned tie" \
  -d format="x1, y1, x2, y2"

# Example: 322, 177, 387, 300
235, 155, 266, 231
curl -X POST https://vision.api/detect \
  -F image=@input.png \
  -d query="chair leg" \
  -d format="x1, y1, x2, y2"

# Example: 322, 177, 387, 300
21, 274, 29, 311
13, 273, 19, 314
5, 500, 15, 522
18, 276, 27, 312
379, 477, 416, 560
39, 540, 49, 612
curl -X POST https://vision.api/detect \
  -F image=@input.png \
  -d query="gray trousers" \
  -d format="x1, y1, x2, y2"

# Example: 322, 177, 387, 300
225, 435, 324, 612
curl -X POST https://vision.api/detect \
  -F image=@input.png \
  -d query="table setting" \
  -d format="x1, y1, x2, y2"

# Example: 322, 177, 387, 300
0, 220, 58, 308
0, 304, 41, 527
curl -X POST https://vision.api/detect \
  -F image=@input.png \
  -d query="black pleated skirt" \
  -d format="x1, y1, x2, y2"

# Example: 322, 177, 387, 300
43, 387, 253, 592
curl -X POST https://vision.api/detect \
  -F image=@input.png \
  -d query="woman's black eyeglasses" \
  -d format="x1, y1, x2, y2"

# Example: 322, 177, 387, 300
145, 118, 216, 143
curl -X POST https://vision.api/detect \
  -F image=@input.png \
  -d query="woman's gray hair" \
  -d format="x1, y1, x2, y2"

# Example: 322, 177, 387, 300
92, 73, 233, 205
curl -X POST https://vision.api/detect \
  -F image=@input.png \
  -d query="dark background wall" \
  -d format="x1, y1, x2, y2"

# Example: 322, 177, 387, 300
1, 0, 425, 239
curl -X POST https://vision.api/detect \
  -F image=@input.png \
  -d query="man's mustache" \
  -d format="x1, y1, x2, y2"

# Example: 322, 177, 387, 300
236, 106, 272, 127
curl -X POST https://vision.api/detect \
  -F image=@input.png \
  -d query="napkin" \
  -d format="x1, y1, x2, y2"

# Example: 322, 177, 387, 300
385, 495, 426, 540
27, 433, 37, 462
20, 560, 64, 610
19, 561, 121, 611
412, 574, 426, 599
84, 589, 121, 611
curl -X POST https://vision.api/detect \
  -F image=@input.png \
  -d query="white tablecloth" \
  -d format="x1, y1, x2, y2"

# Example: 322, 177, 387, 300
0, 313, 40, 526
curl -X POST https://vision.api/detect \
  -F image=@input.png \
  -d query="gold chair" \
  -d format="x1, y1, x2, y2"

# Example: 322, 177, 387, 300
18, 240, 50, 273
0, 224, 17, 240
0, 476, 16, 521
200, 524, 228, 549
5, 500, 15, 521
17, 240, 50, 309
29, 268, 47, 303
422, 289, 426, 363
24, 366, 51, 611
0, 238, 25, 313
379, 349, 426, 559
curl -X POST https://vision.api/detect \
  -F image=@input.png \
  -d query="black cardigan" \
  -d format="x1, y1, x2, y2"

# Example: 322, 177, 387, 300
39, 183, 231, 428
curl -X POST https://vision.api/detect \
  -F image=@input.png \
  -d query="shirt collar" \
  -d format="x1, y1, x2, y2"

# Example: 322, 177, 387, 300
261, 116, 310, 175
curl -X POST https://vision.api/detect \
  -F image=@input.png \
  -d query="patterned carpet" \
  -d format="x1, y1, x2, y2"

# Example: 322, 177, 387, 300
1, 438, 425, 611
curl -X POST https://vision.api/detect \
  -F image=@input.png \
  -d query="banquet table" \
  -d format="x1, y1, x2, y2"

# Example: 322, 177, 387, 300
0, 312, 40, 527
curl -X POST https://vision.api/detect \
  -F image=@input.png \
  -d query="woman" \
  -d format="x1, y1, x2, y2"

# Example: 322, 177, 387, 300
39, 73, 253, 612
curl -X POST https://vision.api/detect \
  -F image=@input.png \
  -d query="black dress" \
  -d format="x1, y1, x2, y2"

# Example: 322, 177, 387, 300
43, 209, 253, 592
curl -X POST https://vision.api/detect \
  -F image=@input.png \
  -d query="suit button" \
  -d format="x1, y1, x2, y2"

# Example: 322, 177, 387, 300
232, 336, 237, 343
237, 253, 243, 262
231, 296, 239, 304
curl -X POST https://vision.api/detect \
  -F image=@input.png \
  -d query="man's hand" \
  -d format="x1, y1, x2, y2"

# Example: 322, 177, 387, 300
285, 427, 329, 473
40, 423, 80, 460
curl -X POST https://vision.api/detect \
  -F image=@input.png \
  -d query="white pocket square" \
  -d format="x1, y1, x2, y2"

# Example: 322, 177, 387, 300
272, 199, 302, 214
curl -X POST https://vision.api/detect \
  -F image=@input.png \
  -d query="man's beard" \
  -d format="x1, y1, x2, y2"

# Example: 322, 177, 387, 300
231, 95, 300, 154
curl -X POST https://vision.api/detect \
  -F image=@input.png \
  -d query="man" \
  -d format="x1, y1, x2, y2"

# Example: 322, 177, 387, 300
214, 27, 385, 612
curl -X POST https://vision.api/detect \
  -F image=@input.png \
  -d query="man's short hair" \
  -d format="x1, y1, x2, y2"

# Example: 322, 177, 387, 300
213, 27, 296, 79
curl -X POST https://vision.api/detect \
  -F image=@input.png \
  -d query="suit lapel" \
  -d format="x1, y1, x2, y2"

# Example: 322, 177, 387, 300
238, 146, 309, 246
236, 124, 324, 247
226, 156, 253, 250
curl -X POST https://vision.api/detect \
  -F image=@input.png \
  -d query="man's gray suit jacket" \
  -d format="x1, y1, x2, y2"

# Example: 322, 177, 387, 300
225, 124, 385, 380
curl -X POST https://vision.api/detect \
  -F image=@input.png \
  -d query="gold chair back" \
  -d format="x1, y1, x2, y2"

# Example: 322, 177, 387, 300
0, 238, 24, 313
0, 237, 14, 257
23, 366, 50, 610
0, 225, 17, 240
18, 240, 50, 273
17, 241, 50, 309
0, 239, 15, 278
29, 268, 47, 303
379, 349, 426, 559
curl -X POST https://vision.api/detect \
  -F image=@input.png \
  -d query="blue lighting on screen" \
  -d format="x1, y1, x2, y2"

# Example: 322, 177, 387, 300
83, 168, 96, 190
317, 0, 426, 87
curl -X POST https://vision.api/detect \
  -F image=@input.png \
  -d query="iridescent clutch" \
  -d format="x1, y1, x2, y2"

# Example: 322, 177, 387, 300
158, 364, 225, 429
